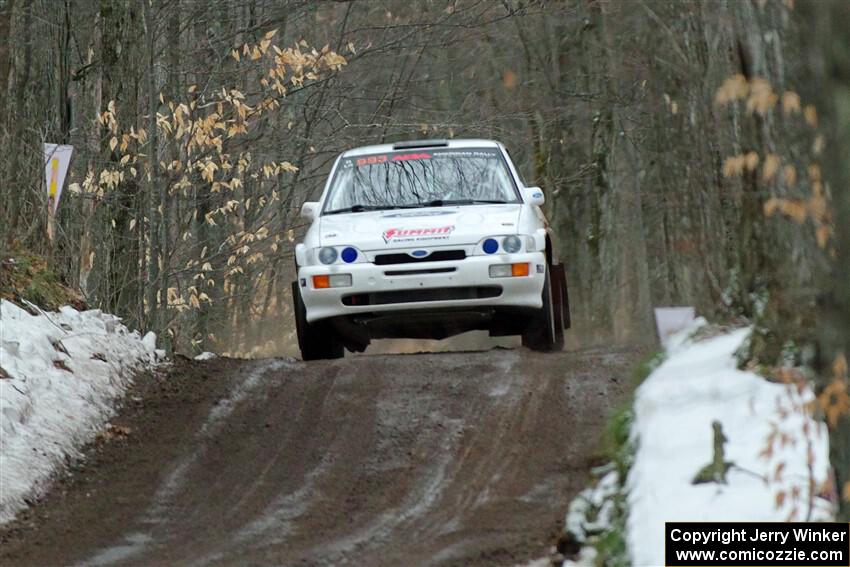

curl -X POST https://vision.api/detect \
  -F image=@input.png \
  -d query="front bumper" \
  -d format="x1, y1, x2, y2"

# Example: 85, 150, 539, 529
298, 252, 547, 323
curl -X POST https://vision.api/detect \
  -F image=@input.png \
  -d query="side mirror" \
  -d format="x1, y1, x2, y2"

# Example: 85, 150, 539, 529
300, 201, 319, 220
522, 186, 545, 206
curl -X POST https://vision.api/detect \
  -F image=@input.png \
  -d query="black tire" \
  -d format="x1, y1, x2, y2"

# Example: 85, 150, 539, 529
521, 266, 564, 352
291, 281, 344, 361
551, 263, 571, 330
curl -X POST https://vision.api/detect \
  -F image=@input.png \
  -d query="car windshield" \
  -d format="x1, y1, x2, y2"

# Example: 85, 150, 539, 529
322, 147, 519, 214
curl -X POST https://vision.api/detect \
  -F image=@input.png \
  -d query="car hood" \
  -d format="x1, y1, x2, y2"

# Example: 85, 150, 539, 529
318, 204, 522, 250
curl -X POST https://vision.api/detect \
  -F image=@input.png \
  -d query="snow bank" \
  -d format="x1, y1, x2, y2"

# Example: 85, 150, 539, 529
627, 322, 831, 566
0, 300, 158, 524
565, 468, 619, 543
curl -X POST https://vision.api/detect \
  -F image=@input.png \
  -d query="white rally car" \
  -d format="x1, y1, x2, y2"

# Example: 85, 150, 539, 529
292, 139, 569, 360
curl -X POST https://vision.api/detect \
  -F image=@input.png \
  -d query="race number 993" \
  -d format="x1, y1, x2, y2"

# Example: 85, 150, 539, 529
356, 155, 388, 167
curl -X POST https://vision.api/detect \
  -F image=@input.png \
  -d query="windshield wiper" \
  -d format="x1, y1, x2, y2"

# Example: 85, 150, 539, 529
323, 204, 397, 215
413, 199, 508, 207
324, 199, 508, 215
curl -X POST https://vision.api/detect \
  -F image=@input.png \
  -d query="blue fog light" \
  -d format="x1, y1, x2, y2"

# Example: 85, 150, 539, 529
341, 247, 358, 263
483, 238, 499, 254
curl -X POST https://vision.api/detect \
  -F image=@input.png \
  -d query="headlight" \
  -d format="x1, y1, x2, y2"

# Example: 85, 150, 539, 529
482, 238, 499, 254
318, 247, 338, 264
502, 235, 522, 253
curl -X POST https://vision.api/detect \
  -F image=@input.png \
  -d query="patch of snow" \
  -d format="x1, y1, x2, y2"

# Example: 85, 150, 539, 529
664, 316, 708, 354
558, 465, 622, 566
0, 300, 157, 524
626, 322, 831, 566
521, 557, 558, 567
564, 469, 618, 541
141, 331, 157, 352
193, 351, 217, 361
562, 546, 598, 567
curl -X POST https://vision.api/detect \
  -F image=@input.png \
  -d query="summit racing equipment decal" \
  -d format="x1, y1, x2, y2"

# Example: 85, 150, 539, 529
382, 225, 454, 243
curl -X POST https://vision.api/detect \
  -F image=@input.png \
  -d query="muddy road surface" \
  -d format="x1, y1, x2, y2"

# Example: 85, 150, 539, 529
0, 346, 642, 566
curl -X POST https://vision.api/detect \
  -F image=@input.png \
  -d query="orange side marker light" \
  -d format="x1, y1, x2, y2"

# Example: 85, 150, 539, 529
511, 263, 530, 277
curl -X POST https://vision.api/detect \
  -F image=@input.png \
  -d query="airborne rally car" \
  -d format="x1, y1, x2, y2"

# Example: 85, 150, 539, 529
292, 139, 570, 360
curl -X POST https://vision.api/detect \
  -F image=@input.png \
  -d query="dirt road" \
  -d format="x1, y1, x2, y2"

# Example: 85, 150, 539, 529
0, 346, 642, 566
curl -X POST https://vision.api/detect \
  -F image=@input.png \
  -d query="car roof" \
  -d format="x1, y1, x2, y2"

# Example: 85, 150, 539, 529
341, 138, 502, 158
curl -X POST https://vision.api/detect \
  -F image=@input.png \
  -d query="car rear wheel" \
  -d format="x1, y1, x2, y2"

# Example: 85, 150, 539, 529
521, 265, 564, 352
292, 280, 344, 361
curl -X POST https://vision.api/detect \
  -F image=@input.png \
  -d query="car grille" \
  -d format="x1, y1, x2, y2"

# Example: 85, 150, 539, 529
373, 250, 466, 265
383, 267, 456, 276
342, 286, 501, 306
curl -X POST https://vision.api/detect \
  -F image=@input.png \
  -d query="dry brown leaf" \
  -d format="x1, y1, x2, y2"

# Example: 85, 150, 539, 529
97, 424, 133, 442
780, 200, 808, 224
762, 153, 780, 181
722, 154, 746, 178
808, 164, 822, 183
746, 77, 778, 115
715, 74, 749, 105
781, 91, 801, 115
804, 105, 818, 127
783, 165, 797, 186
744, 151, 760, 172
834, 353, 848, 379
818, 379, 850, 428
809, 193, 827, 220
763, 197, 780, 217
816, 225, 831, 249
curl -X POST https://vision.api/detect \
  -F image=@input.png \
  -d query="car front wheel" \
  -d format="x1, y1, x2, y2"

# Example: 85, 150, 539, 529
291, 280, 344, 361
521, 266, 564, 352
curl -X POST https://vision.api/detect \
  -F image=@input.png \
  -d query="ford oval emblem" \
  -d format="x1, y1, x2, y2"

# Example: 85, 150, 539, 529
410, 250, 429, 258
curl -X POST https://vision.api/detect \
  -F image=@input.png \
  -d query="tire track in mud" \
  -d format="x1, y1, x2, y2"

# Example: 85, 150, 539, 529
0, 346, 642, 567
